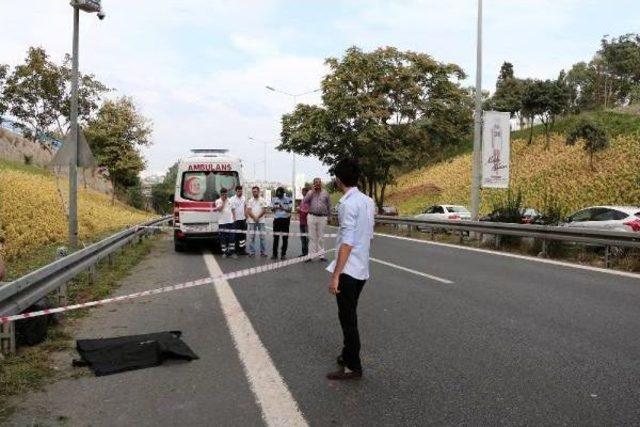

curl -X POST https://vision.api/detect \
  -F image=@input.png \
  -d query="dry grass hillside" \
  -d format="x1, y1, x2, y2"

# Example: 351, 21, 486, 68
0, 160, 152, 262
388, 129, 640, 216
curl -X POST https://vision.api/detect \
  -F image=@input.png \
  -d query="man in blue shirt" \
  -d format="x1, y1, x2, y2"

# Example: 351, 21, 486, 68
326, 159, 375, 380
271, 186, 292, 260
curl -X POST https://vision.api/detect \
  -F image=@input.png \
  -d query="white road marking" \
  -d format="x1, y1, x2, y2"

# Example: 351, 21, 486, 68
370, 257, 454, 284
203, 253, 307, 427
373, 231, 640, 281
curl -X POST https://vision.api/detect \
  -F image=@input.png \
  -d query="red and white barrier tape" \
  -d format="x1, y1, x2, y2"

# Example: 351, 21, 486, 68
0, 250, 327, 324
138, 225, 338, 238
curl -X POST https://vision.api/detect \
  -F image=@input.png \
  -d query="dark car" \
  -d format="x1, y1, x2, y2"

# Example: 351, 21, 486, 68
480, 208, 541, 224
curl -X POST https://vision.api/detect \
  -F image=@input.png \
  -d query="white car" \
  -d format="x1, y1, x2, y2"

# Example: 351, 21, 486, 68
564, 205, 640, 233
415, 205, 471, 221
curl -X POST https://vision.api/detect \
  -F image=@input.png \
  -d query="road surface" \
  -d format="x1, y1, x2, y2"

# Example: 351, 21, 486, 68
7, 222, 640, 426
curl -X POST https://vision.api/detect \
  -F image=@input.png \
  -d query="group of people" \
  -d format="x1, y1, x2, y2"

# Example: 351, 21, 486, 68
213, 178, 332, 261
214, 161, 375, 381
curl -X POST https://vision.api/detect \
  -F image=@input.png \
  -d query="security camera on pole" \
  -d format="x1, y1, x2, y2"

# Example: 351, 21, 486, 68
64, 1, 104, 247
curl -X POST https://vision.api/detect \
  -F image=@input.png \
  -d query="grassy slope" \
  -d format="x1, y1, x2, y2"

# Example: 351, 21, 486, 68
0, 159, 153, 278
387, 111, 640, 215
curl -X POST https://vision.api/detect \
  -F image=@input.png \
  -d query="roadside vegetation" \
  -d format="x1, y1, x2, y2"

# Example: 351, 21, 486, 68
0, 235, 158, 420
0, 159, 152, 277
387, 112, 640, 215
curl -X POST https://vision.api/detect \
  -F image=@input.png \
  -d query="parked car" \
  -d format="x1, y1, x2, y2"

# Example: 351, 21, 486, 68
378, 205, 399, 216
563, 205, 640, 233
415, 205, 471, 221
480, 207, 541, 224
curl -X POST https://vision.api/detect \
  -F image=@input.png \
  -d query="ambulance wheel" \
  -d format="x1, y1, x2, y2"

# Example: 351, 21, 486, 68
174, 240, 187, 252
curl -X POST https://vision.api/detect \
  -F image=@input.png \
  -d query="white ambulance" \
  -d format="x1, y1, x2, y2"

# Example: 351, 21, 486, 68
172, 149, 244, 252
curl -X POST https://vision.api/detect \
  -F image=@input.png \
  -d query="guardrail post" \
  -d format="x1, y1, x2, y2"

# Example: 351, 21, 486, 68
430, 228, 435, 240
0, 321, 16, 355
495, 234, 501, 249
605, 245, 611, 268
407, 225, 413, 238
459, 231, 464, 244
541, 239, 548, 258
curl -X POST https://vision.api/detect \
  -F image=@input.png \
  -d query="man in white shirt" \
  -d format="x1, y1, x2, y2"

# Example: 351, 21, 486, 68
213, 188, 237, 259
326, 158, 375, 380
245, 186, 268, 257
229, 185, 247, 255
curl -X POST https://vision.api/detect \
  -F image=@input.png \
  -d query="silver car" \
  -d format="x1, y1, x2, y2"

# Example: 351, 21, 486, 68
564, 205, 640, 233
415, 205, 471, 221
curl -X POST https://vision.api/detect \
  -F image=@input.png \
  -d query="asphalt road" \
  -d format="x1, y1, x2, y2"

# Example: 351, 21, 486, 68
7, 222, 640, 426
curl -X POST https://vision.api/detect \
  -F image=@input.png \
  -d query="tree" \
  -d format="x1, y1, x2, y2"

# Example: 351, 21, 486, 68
2, 47, 64, 140
566, 119, 609, 170
0, 63, 9, 121
0, 47, 108, 139
57, 54, 110, 131
521, 79, 569, 147
151, 162, 178, 214
85, 97, 152, 203
279, 46, 472, 209
599, 34, 640, 105
487, 62, 525, 125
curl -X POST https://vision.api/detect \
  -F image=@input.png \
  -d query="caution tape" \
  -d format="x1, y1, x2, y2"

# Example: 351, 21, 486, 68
0, 250, 327, 324
138, 225, 338, 238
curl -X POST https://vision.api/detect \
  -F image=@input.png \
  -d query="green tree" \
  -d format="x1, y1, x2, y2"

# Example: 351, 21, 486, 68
151, 162, 178, 214
566, 119, 609, 170
280, 46, 472, 209
2, 47, 64, 140
521, 79, 569, 147
58, 53, 110, 131
0, 63, 9, 121
486, 62, 526, 127
599, 34, 640, 105
85, 97, 152, 203
0, 47, 108, 139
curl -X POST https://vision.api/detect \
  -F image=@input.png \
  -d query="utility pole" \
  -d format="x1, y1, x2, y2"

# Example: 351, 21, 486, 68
69, 5, 80, 248
470, 0, 483, 221
67, 0, 105, 247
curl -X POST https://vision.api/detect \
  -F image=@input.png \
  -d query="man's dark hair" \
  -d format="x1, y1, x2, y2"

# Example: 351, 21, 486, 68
235, 185, 243, 191
333, 158, 360, 187
220, 187, 228, 194
252, 186, 260, 191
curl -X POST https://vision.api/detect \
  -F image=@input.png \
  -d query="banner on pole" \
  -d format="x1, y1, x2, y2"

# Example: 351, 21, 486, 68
481, 111, 510, 188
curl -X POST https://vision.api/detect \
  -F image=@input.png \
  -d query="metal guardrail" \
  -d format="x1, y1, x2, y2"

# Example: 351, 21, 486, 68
374, 215, 640, 250
0, 216, 171, 318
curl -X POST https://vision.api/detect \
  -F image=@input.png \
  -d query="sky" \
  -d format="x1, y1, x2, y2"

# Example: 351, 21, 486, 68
2, 0, 640, 183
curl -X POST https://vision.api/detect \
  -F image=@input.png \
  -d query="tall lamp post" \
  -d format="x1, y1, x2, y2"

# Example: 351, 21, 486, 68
68, 0, 105, 247
470, 0, 483, 221
264, 85, 320, 208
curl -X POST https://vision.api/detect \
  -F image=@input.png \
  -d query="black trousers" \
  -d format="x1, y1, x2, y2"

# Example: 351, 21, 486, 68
272, 217, 290, 257
336, 273, 366, 371
233, 219, 247, 254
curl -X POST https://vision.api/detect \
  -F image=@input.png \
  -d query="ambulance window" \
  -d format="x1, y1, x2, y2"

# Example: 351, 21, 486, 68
180, 171, 239, 201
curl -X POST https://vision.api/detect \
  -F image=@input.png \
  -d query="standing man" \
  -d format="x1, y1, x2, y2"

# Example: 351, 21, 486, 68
214, 188, 237, 259
326, 159, 375, 380
230, 185, 247, 255
271, 186, 292, 260
298, 186, 310, 257
303, 177, 331, 262
245, 186, 268, 257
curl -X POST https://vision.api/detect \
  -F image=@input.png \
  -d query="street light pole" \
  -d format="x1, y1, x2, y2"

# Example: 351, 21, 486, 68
470, 0, 483, 221
67, 0, 104, 248
69, 5, 80, 247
